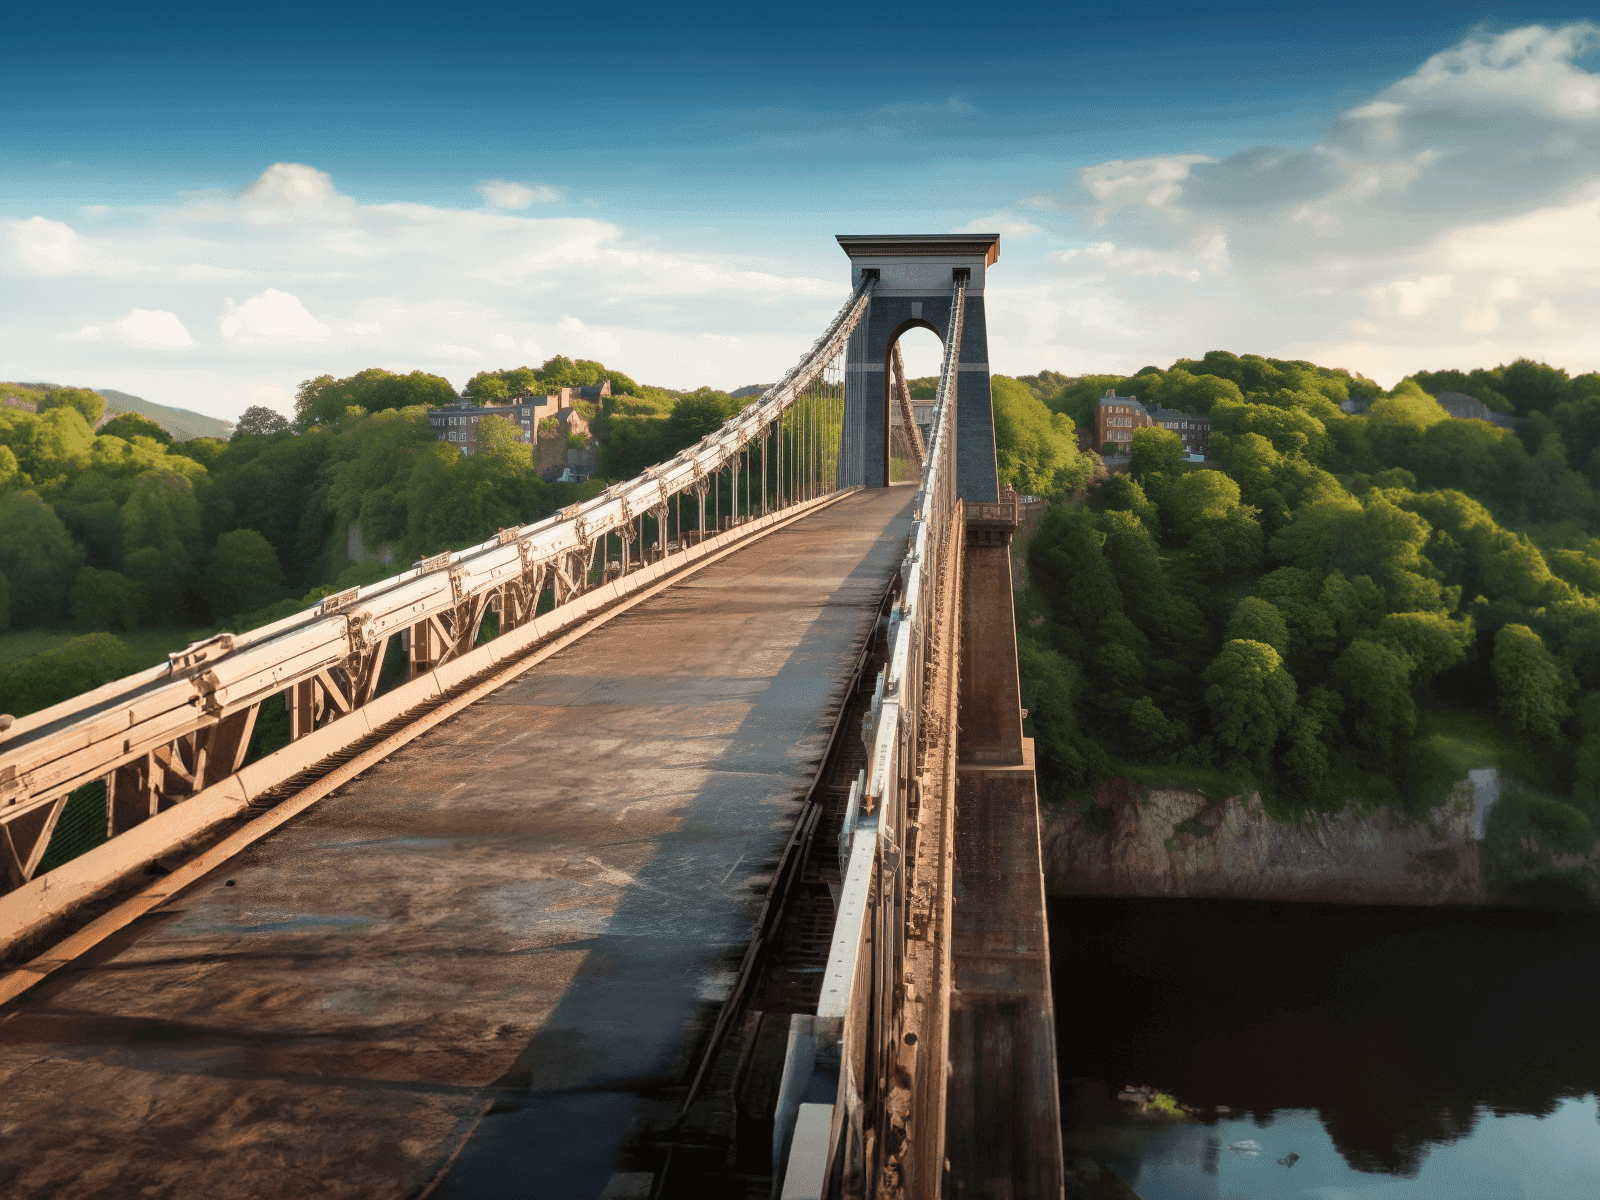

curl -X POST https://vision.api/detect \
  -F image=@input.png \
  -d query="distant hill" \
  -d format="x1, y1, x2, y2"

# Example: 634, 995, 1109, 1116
729, 384, 773, 399
94, 389, 234, 442
3, 382, 232, 442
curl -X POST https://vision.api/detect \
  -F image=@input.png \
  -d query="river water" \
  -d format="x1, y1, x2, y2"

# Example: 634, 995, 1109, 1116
1050, 896, 1600, 1198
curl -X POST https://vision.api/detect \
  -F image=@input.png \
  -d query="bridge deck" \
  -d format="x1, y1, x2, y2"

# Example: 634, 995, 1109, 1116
0, 487, 916, 1200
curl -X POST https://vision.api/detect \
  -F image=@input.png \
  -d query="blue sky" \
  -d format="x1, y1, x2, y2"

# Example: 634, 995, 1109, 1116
4, 2, 1598, 419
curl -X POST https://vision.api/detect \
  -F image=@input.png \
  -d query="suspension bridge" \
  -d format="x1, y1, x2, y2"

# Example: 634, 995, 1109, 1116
0, 236, 1062, 1199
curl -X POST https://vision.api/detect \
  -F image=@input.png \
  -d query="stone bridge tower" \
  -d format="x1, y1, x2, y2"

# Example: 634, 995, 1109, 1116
837, 233, 1001, 502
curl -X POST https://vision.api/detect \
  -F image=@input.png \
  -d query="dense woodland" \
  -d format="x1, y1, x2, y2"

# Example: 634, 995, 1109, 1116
1011, 353, 1600, 896
6, 352, 1600, 891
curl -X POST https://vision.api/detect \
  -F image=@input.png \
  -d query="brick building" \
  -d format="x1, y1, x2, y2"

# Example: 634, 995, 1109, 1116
1094, 392, 1152, 451
1080, 391, 1209, 459
430, 402, 534, 454
429, 380, 606, 456
1148, 404, 1211, 458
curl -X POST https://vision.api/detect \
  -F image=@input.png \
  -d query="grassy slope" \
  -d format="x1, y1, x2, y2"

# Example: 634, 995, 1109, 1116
95, 389, 233, 441
0, 382, 232, 442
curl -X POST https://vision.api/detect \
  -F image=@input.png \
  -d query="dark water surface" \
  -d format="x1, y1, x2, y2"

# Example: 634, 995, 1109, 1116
1049, 896, 1600, 1198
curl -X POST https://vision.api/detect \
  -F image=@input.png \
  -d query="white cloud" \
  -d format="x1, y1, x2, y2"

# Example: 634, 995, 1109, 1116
1082, 156, 1214, 222
220, 289, 331, 340
76, 308, 195, 348
1004, 22, 1600, 385
238, 163, 352, 225
6, 215, 137, 276
1367, 274, 1454, 317
477, 180, 563, 208
959, 215, 1043, 239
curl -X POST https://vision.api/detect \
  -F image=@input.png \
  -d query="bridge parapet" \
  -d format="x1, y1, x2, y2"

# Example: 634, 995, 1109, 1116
773, 259, 1061, 1198
772, 275, 968, 1198
0, 275, 879, 959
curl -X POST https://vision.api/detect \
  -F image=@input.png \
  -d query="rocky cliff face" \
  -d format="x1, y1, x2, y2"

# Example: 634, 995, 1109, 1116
1042, 778, 1491, 906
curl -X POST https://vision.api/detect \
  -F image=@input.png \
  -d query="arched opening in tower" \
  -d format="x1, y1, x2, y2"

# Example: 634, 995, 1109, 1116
888, 324, 943, 483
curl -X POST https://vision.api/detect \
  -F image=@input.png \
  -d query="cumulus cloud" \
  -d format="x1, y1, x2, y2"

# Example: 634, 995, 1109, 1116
220, 289, 331, 340
77, 308, 196, 348
477, 180, 563, 208
238, 163, 353, 225
1022, 22, 1600, 382
7, 215, 136, 276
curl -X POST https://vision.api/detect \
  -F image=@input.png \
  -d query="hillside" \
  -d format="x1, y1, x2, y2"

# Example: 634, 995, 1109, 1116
94, 389, 233, 441
0, 382, 232, 442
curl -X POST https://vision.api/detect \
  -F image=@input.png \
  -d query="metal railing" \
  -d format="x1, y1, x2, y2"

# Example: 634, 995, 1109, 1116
777, 273, 968, 1197
0, 277, 875, 914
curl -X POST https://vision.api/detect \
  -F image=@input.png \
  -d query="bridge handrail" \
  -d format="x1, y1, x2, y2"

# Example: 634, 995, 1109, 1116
786, 272, 966, 1194
0, 276, 876, 871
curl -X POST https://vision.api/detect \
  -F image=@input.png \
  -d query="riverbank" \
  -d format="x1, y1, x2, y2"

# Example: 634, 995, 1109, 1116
1041, 775, 1528, 907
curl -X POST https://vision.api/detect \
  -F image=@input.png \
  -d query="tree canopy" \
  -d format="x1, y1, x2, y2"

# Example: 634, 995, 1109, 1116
295, 369, 458, 429
1017, 350, 1600, 833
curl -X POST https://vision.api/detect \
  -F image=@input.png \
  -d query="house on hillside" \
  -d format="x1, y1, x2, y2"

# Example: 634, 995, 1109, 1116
429, 381, 606, 456
430, 401, 535, 454
1148, 404, 1210, 459
1092, 392, 1152, 451
1081, 391, 1209, 460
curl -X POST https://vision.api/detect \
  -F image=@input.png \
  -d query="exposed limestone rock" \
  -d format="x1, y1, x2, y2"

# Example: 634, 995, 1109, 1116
1042, 778, 1489, 906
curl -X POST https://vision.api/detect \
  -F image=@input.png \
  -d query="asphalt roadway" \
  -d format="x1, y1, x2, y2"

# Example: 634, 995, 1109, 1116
0, 486, 916, 1200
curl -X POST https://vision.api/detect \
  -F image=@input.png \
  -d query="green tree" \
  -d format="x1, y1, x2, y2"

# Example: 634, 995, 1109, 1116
1364, 611, 1471, 682
1129, 425, 1184, 482
1492, 623, 1573, 740
476, 413, 532, 466
0, 495, 87, 626
0, 445, 23, 494
1253, 567, 1337, 658
201, 530, 287, 619
1331, 640, 1416, 755
0, 633, 132, 718
0, 633, 132, 720
1208, 396, 1331, 461
1017, 635, 1109, 790
1202, 639, 1297, 765
1090, 473, 1160, 532
69, 566, 142, 631
1027, 507, 1126, 659
295, 369, 457, 429
991, 376, 1092, 499
1164, 469, 1243, 539
1226, 597, 1290, 657
1548, 548, 1600, 596
1046, 375, 1126, 428
169, 437, 227, 469
0, 405, 96, 484
98, 412, 172, 445
1498, 358, 1572, 414
1367, 380, 1449, 431
36, 387, 106, 426
122, 468, 202, 562
0, 568, 8, 632
1269, 492, 1431, 592
232, 405, 291, 438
